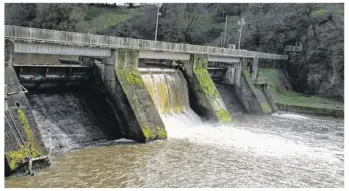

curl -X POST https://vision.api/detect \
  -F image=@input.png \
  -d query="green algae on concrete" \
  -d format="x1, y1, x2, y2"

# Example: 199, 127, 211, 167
117, 69, 143, 87
6, 109, 43, 170
194, 68, 220, 99
141, 126, 153, 141
216, 109, 232, 123
193, 56, 220, 99
191, 54, 232, 123
155, 126, 167, 139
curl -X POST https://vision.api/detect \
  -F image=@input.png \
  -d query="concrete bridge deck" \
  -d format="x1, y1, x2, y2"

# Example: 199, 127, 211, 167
5, 25, 287, 60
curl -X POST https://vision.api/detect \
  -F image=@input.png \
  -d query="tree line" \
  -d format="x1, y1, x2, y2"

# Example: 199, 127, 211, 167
5, 3, 344, 100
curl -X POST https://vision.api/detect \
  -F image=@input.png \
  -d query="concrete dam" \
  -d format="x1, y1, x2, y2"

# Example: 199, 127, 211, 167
4, 25, 288, 176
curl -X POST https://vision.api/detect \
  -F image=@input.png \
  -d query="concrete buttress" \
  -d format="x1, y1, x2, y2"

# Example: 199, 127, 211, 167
186, 54, 232, 123
5, 40, 48, 176
103, 48, 167, 143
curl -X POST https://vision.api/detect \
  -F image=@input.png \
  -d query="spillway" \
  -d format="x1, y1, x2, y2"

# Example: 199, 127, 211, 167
12, 64, 123, 153
140, 68, 207, 133
27, 90, 122, 153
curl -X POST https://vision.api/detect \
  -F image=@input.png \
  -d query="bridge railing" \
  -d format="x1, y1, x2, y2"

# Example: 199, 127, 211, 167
5, 25, 288, 60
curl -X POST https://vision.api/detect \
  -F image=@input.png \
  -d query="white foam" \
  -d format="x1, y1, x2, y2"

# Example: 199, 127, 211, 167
113, 138, 135, 143
162, 111, 335, 161
272, 113, 311, 120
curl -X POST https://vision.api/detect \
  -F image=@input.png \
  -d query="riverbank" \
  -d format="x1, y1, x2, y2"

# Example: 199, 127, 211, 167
259, 68, 344, 117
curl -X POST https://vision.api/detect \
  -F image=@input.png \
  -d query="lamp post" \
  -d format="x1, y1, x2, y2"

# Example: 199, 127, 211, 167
154, 3, 162, 41
223, 15, 228, 47
237, 17, 245, 50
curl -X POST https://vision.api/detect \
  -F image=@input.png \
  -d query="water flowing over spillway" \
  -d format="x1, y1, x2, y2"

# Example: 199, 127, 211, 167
27, 92, 121, 153
141, 69, 206, 132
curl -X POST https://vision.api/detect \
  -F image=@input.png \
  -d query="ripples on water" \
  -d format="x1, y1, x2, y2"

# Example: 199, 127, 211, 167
5, 111, 343, 188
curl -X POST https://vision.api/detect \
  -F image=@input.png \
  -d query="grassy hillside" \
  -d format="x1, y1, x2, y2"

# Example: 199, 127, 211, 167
259, 68, 343, 110
75, 6, 135, 33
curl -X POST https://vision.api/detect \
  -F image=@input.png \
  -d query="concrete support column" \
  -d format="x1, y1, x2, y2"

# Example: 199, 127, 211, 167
224, 67, 235, 85
252, 57, 259, 81
234, 58, 243, 88
187, 54, 232, 123
102, 48, 167, 143
5, 40, 14, 67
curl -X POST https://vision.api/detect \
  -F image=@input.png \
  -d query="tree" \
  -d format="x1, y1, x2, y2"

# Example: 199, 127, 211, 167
5, 3, 37, 26
31, 4, 87, 31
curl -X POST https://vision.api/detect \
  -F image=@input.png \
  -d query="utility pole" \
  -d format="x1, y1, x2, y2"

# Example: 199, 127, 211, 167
223, 15, 228, 48
154, 3, 162, 41
237, 17, 245, 50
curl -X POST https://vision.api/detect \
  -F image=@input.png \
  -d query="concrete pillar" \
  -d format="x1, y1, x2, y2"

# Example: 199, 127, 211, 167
187, 54, 232, 123
5, 39, 14, 66
234, 58, 243, 88
224, 67, 235, 85
102, 48, 167, 143
252, 57, 259, 80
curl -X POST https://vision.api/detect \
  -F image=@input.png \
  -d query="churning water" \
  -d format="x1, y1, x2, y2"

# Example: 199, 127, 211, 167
26, 91, 121, 153
5, 69, 344, 188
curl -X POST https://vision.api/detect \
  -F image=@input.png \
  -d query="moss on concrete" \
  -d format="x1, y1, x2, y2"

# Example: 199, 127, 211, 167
216, 109, 232, 123
139, 124, 167, 142
7, 145, 30, 170
125, 72, 143, 86
192, 54, 232, 122
193, 55, 220, 99
6, 109, 43, 170
156, 126, 167, 139
116, 69, 144, 87
194, 68, 220, 98
141, 126, 154, 142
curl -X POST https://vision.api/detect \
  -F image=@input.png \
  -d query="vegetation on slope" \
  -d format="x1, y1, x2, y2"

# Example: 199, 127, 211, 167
5, 3, 133, 33
259, 68, 343, 110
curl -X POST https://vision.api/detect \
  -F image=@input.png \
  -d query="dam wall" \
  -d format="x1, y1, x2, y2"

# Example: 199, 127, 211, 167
4, 26, 286, 175
5, 40, 48, 175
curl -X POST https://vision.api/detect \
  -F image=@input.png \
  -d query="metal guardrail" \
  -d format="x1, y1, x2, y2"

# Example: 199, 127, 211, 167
5, 25, 288, 60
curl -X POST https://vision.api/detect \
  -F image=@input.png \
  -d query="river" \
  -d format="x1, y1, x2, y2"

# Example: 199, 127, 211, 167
5, 112, 344, 188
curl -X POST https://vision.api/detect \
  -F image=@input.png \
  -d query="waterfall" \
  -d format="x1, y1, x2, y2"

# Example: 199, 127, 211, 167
141, 69, 190, 114
140, 68, 205, 135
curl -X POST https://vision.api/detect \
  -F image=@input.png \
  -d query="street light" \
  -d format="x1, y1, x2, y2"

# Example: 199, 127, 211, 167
223, 15, 228, 47
154, 3, 162, 41
237, 17, 245, 50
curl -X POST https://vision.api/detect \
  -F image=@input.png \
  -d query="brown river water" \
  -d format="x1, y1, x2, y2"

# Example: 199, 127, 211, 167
5, 112, 344, 188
